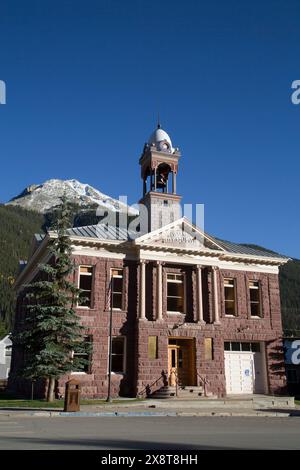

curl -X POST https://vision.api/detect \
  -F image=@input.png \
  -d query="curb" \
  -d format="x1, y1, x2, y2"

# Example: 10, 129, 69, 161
0, 410, 295, 418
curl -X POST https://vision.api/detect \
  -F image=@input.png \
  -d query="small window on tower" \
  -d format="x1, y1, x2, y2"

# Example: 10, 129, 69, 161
163, 200, 168, 206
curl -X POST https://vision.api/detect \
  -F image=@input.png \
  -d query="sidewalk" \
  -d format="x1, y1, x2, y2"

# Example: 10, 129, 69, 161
0, 398, 299, 418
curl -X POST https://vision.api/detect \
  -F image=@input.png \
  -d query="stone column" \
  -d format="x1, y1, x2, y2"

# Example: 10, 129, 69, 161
196, 265, 205, 323
139, 260, 146, 320
156, 261, 163, 321
212, 266, 220, 324
173, 172, 177, 194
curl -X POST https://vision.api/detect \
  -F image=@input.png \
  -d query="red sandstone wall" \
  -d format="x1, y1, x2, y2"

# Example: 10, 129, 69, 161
10, 254, 287, 399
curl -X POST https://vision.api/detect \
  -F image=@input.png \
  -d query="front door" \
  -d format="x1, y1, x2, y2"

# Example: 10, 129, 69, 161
168, 346, 178, 386
168, 340, 196, 386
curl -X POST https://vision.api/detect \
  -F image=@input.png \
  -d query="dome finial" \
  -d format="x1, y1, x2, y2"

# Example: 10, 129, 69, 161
157, 112, 161, 129
148, 123, 173, 152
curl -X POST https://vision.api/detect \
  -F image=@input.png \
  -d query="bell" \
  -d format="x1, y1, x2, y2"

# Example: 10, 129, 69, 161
156, 171, 168, 188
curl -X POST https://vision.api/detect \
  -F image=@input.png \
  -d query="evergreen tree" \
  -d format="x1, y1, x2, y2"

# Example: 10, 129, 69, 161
12, 198, 89, 401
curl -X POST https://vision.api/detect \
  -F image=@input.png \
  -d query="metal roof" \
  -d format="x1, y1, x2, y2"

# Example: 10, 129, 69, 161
212, 237, 289, 260
66, 224, 137, 241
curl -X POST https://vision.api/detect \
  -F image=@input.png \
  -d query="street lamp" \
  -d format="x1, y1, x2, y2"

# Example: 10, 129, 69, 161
106, 276, 114, 402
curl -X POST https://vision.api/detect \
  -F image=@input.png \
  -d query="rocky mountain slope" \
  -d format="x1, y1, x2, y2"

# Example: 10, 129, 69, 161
7, 179, 138, 216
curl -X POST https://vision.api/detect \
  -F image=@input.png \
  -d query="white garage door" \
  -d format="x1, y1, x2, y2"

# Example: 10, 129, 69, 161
224, 342, 265, 395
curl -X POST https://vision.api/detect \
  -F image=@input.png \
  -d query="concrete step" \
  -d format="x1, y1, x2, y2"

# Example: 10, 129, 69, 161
150, 385, 214, 400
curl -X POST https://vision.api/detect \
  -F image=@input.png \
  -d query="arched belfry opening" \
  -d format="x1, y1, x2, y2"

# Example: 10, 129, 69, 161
156, 163, 171, 192
143, 162, 175, 195
139, 124, 182, 232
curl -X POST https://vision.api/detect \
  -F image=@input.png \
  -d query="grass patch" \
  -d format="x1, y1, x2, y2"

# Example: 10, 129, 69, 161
295, 400, 300, 406
0, 399, 64, 408
0, 396, 144, 408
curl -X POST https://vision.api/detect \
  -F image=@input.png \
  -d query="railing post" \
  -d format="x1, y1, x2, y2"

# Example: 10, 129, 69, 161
197, 371, 208, 398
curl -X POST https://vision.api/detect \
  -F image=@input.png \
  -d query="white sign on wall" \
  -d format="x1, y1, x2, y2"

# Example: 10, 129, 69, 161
284, 340, 300, 365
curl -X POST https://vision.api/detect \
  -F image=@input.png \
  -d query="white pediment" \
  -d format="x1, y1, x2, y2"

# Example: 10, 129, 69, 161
134, 217, 225, 252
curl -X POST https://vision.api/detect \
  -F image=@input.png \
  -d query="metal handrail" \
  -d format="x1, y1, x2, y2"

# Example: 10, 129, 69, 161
197, 372, 209, 397
174, 369, 179, 397
137, 373, 166, 398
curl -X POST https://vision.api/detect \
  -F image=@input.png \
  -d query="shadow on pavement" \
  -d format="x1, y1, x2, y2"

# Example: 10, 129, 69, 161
0, 435, 238, 450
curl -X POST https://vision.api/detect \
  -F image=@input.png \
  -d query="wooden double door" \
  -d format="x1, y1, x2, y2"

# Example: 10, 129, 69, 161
168, 339, 196, 386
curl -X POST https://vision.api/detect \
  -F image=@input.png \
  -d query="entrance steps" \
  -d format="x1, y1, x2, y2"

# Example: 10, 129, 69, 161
150, 385, 217, 400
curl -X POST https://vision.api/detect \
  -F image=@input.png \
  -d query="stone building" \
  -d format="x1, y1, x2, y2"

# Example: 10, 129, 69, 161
10, 125, 289, 398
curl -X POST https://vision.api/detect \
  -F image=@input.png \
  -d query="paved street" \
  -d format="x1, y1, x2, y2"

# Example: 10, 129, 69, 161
0, 415, 300, 450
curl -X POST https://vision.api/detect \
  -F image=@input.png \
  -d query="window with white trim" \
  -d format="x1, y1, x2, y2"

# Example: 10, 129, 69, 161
78, 266, 93, 307
72, 335, 92, 373
249, 280, 261, 317
111, 269, 123, 309
224, 278, 236, 316
111, 336, 126, 373
167, 273, 184, 313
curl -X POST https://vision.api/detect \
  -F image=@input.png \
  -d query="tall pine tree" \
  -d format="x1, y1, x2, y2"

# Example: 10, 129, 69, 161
13, 198, 89, 401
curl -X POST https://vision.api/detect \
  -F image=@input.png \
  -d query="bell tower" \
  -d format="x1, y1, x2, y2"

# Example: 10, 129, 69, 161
139, 124, 182, 232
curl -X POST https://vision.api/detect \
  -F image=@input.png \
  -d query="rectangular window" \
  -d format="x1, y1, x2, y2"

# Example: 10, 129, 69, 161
111, 269, 123, 309
231, 342, 240, 351
78, 266, 93, 307
249, 281, 261, 317
205, 338, 214, 360
224, 342, 261, 352
178, 348, 183, 368
251, 342, 261, 353
171, 349, 176, 368
72, 336, 92, 373
111, 337, 126, 373
148, 336, 158, 360
224, 278, 236, 316
5, 346, 12, 357
167, 273, 184, 313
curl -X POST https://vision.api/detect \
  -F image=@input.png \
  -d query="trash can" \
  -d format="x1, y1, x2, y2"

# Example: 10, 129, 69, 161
64, 379, 81, 412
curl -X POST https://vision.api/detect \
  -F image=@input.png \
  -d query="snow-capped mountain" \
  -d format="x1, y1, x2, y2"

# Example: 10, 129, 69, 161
6, 179, 138, 215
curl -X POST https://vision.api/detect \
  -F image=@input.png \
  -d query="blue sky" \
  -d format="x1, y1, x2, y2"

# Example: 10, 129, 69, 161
0, 0, 299, 257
